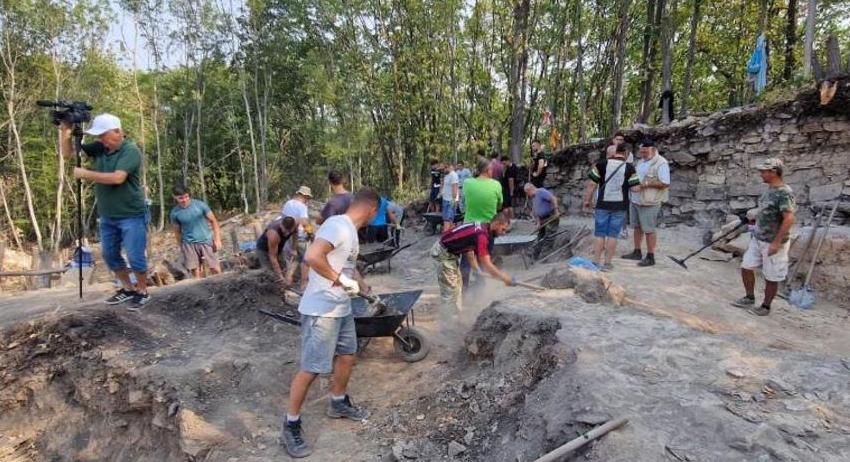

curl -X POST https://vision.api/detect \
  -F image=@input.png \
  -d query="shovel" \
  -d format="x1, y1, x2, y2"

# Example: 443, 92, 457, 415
668, 219, 747, 269
790, 200, 839, 309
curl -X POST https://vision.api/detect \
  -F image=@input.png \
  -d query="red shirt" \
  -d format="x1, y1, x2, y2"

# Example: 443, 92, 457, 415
440, 223, 491, 258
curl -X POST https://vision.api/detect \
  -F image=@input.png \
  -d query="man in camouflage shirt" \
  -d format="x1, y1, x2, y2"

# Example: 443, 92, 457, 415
732, 158, 796, 316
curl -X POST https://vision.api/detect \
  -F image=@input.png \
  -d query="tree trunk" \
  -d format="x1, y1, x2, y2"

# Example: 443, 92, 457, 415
241, 76, 261, 213
660, 0, 678, 124
195, 68, 207, 202
7, 104, 43, 250
508, 0, 531, 165
611, 0, 632, 133
680, 0, 702, 118
802, 0, 816, 77
783, 0, 798, 80
638, 0, 665, 123
50, 53, 64, 252
0, 178, 22, 250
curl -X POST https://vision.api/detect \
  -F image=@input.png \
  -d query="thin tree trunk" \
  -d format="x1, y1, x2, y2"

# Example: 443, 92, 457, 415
0, 178, 22, 250
638, 0, 665, 123
680, 0, 701, 118
241, 76, 261, 213
611, 0, 632, 133
784, 0, 798, 81
802, 0, 816, 77
51, 52, 64, 252
131, 19, 147, 194
508, 0, 531, 165
660, 0, 678, 124
195, 68, 207, 202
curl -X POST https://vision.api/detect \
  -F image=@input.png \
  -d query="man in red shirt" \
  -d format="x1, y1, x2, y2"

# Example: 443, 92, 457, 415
430, 211, 515, 314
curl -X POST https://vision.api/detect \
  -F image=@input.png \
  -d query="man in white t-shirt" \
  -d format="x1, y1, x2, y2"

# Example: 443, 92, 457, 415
441, 164, 460, 232
282, 186, 313, 287
281, 188, 379, 459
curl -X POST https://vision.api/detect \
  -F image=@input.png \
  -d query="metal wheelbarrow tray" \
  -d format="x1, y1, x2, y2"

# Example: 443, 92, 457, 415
259, 290, 429, 363
357, 243, 413, 273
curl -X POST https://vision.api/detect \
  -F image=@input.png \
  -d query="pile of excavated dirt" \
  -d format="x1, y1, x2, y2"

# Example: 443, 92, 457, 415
366, 292, 850, 462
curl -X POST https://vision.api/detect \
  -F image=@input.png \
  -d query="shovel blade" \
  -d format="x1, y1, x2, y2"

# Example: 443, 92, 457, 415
789, 286, 816, 310
667, 255, 688, 269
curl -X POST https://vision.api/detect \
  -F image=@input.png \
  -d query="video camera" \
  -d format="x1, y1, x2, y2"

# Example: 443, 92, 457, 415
36, 100, 92, 126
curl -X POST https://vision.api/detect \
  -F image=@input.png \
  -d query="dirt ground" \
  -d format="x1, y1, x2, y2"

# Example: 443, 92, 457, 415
1, 216, 849, 461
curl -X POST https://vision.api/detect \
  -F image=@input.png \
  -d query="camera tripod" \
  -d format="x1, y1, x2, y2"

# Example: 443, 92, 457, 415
71, 124, 85, 299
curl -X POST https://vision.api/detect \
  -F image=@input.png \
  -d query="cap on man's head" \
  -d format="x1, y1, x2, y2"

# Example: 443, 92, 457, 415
85, 113, 122, 136
295, 185, 313, 197
755, 158, 784, 173
639, 138, 655, 148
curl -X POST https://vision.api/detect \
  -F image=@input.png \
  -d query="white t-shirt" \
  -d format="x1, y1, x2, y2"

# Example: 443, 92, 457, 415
282, 199, 310, 239
298, 214, 359, 317
442, 170, 459, 202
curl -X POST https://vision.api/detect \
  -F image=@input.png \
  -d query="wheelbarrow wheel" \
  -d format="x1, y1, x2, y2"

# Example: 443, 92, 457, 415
393, 327, 429, 362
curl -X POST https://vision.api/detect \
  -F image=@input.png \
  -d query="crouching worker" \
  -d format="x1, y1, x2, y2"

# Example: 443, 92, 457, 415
430, 211, 515, 315
281, 188, 380, 458
256, 216, 298, 288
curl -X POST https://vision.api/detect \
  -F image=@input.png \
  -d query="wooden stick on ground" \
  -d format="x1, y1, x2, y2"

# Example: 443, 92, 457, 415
532, 416, 629, 462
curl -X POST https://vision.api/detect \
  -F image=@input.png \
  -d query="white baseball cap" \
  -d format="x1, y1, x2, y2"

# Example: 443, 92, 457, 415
85, 113, 122, 136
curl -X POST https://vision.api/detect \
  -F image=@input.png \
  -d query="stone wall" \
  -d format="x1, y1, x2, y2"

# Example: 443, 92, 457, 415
547, 78, 850, 227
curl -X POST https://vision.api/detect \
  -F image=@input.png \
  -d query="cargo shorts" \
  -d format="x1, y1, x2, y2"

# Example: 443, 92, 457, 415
741, 237, 790, 282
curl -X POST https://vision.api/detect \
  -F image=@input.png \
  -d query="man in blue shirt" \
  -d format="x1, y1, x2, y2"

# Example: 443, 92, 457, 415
170, 185, 223, 278
363, 196, 390, 243
523, 183, 560, 260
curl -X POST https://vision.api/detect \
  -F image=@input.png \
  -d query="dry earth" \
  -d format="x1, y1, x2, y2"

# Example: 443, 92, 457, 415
1, 216, 849, 462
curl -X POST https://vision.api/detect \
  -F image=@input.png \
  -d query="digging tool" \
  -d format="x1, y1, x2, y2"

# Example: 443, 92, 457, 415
483, 273, 547, 291
790, 200, 840, 309
525, 213, 561, 236
668, 219, 747, 269
780, 205, 826, 298
359, 291, 389, 316
532, 416, 629, 462
535, 225, 590, 264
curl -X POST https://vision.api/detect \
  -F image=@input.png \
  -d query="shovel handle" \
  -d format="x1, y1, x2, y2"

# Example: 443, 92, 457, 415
513, 280, 547, 291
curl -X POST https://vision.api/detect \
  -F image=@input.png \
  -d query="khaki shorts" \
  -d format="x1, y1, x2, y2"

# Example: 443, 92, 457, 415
629, 203, 661, 233
181, 242, 220, 270
741, 237, 790, 282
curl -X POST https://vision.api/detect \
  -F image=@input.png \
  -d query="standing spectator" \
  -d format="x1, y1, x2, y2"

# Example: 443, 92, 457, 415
583, 144, 639, 271
387, 200, 405, 247
281, 189, 379, 458
489, 153, 504, 181
732, 159, 796, 316
611, 132, 634, 163
318, 171, 351, 225
282, 186, 313, 286
622, 139, 670, 267
427, 159, 442, 213
58, 114, 150, 309
456, 161, 472, 213
529, 139, 548, 188
441, 163, 460, 232
170, 185, 223, 278
523, 183, 561, 260
501, 156, 518, 214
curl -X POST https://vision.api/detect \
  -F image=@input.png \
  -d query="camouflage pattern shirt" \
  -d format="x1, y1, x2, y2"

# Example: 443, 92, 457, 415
754, 184, 796, 243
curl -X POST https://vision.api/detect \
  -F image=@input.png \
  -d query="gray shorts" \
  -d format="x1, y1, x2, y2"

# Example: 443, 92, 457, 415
181, 242, 220, 270
300, 314, 358, 374
629, 203, 661, 233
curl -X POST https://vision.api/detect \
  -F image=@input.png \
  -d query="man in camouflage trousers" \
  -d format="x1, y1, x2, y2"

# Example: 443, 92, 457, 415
732, 158, 796, 316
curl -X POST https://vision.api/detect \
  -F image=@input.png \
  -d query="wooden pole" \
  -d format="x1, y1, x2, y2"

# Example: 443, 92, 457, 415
533, 417, 629, 462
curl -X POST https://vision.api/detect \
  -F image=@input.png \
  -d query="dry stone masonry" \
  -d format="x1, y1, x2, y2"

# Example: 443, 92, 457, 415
547, 77, 850, 227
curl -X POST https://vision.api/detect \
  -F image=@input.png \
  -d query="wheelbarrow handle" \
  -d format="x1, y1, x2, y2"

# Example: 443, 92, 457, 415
390, 242, 414, 257
258, 309, 301, 326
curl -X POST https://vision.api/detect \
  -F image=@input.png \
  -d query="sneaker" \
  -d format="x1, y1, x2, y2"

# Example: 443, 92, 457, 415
105, 289, 135, 305
748, 305, 771, 316
281, 419, 312, 458
621, 249, 642, 261
637, 254, 656, 267
127, 292, 150, 311
600, 262, 614, 272
731, 296, 756, 308
327, 395, 370, 421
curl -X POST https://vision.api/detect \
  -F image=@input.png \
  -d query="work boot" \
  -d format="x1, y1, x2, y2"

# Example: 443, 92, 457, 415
327, 395, 370, 421
637, 254, 656, 267
600, 262, 614, 272
748, 305, 771, 317
105, 289, 135, 305
281, 418, 312, 458
731, 296, 755, 308
621, 249, 642, 260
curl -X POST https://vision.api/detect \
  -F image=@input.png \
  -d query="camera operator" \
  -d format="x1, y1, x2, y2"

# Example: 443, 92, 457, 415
59, 114, 150, 310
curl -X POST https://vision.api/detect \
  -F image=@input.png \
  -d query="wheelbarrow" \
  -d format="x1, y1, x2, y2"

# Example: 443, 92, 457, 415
357, 242, 413, 273
422, 212, 464, 235
259, 290, 430, 363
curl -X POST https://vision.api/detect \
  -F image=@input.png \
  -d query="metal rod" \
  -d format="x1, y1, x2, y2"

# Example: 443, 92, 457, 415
532, 417, 629, 462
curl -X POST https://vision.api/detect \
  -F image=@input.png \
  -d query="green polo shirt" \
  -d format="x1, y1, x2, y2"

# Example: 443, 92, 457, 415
82, 139, 145, 219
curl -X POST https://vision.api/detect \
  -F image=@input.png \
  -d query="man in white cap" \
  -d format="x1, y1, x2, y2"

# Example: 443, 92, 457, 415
282, 186, 314, 288
59, 114, 150, 309
732, 158, 796, 316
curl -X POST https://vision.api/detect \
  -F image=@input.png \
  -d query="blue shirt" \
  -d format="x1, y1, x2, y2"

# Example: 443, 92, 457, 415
370, 197, 389, 226
170, 199, 213, 244
532, 188, 556, 218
